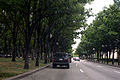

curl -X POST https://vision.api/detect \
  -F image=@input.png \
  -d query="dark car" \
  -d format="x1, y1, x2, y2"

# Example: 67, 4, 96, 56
52, 52, 70, 68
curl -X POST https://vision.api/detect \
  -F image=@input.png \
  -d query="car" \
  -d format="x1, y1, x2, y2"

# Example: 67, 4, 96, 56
73, 57, 80, 61
52, 52, 70, 69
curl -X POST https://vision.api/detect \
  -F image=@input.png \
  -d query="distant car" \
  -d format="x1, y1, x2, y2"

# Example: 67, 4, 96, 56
73, 57, 80, 61
52, 52, 70, 69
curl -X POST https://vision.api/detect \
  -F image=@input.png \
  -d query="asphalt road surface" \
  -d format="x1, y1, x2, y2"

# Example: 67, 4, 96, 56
19, 60, 120, 80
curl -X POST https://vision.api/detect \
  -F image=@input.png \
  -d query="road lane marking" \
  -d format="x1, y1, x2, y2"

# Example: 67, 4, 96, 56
114, 71, 120, 74
80, 69, 84, 73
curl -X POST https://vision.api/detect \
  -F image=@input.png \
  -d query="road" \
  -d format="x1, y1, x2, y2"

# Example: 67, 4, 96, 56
19, 60, 120, 80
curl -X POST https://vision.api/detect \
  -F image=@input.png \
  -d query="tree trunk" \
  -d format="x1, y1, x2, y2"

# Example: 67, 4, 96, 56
35, 47, 39, 66
31, 32, 36, 61
99, 51, 101, 63
24, 48, 29, 69
118, 49, 120, 65
109, 50, 111, 64
40, 45, 43, 60
24, 2, 30, 69
12, 36, 16, 61
4, 37, 7, 57
35, 27, 40, 66
112, 49, 115, 65
102, 53, 103, 63
18, 39, 21, 58
44, 43, 47, 64
46, 34, 51, 62
47, 42, 50, 63
22, 48, 25, 60
12, 22, 17, 62
31, 49, 34, 60
8, 39, 12, 57
24, 32, 31, 69
97, 50, 99, 62
107, 53, 109, 64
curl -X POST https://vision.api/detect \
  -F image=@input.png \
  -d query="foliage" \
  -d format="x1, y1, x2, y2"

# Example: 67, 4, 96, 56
76, 3, 120, 56
0, 0, 92, 69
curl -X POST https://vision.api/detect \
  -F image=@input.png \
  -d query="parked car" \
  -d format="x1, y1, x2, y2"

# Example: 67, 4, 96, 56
52, 52, 70, 68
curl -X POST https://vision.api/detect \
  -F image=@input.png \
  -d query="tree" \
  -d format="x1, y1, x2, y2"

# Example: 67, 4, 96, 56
76, 3, 120, 64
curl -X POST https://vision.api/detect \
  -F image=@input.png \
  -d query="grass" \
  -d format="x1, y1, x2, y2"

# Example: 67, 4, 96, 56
0, 58, 47, 80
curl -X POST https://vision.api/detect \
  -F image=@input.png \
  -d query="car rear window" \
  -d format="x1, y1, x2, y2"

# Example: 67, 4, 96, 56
54, 53, 68, 58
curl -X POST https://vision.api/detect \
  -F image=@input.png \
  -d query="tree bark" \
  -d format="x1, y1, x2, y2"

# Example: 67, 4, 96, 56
35, 47, 39, 66
4, 37, 8, 57
35, 26, 40, 66
97, 50, 99, 62
102, 53, 103, 63
24, 47, 29, 69
8, 39, 12, 57
118, 49, 120, 65
40, 45, 43, 60
112, 49, 115, 65
24, 0, 31, 69
18, 39, 21, 58
107, 53, 109, 64
12, 31, 16, 61
31, 49, 34, 60
108, 50, 111, 64
44, 42, 47, 64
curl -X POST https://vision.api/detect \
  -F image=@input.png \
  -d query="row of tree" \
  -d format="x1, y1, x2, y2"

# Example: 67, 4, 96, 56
0, 0, 92, 69
76, 1, 120, 65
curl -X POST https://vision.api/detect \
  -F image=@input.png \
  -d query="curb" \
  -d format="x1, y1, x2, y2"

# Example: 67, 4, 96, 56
87, 60, 120, 68
3, 64, 51, 80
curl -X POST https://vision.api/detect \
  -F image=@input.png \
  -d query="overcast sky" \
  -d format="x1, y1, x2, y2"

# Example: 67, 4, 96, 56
72, 0, 114, 52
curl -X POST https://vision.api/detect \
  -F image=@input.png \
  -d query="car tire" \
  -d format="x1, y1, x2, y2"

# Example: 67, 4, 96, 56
52, 64, 56, 68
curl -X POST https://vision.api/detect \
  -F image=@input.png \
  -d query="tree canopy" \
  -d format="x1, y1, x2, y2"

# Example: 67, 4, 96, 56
0, 0, 93, 69
76, 2, 120, 57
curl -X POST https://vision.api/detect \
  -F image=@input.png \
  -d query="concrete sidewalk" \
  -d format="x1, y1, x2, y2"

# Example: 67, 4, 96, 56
3, 64, 51, 80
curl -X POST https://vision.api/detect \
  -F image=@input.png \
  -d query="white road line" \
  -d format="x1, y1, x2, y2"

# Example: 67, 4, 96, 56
114, 71, 120, 74
80, 69, 84, 73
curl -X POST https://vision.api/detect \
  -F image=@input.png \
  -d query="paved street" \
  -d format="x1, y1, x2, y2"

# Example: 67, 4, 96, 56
19, 60, 120, 80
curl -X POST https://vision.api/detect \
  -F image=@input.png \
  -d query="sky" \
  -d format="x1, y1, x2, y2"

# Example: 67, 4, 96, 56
72, 0, 114, 53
